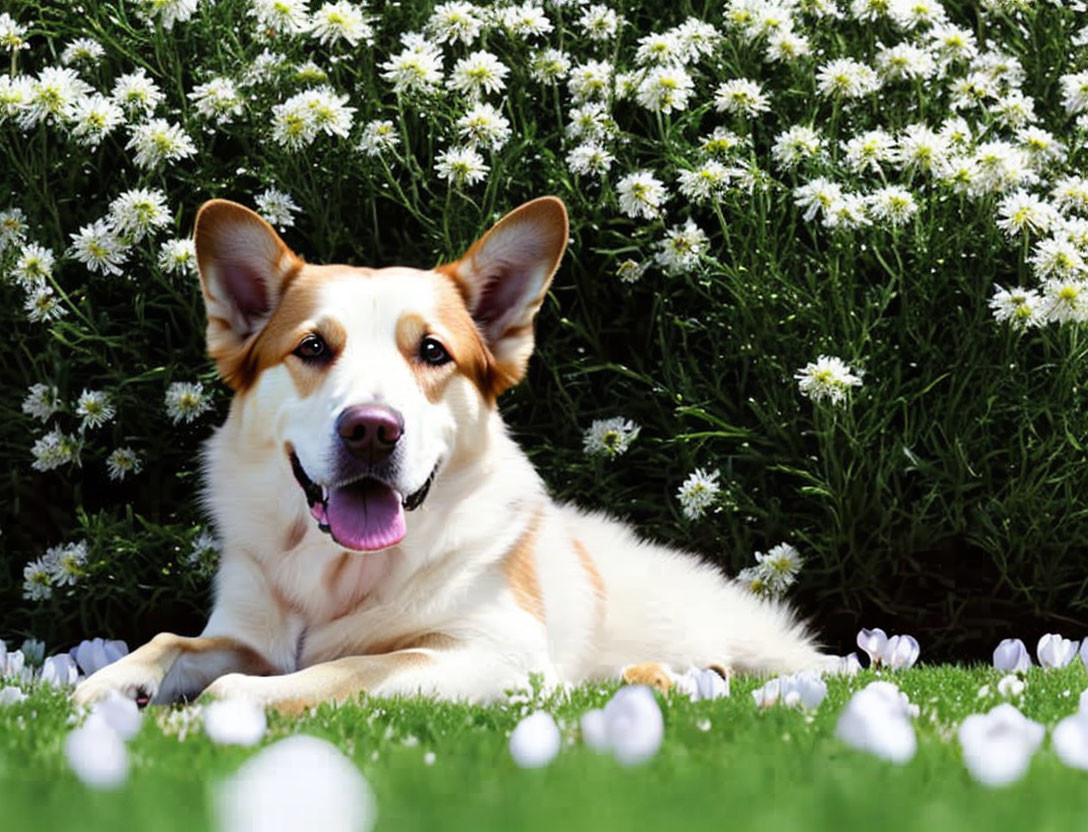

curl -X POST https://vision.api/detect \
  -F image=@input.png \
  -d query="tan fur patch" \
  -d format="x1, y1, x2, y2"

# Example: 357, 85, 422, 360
623, 662, 673, 693
502, 510, 545, 623
283, 513, 308, 551
573, 540, 605, 600
364, 632, 460, 656
162, 634, 276, 677
273, 650, 434, 714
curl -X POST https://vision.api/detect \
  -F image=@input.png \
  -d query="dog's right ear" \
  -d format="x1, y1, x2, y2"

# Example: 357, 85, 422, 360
193, 200, 301, 387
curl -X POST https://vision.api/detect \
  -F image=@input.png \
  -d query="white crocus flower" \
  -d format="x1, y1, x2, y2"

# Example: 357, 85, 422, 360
0, 686, 27, 705
216, 736, 377, 832
881, 634, 920, 669
580, 708, 609, 751
40, 654, 80, 687
1081, 640, 1088, 673
65, 721, 129, 789
508, 710, 561, 768
1037, 633, 1079, 669
204, 699, 268, 747
86, 691, 143, 740
72, 638, 129, 678
857, 627, 889, 667
604, 685, 664, 766
835, 681, 917, 763
958, 704, 1044, 787
992, 638, 1032, 672
753, 672, 826, 710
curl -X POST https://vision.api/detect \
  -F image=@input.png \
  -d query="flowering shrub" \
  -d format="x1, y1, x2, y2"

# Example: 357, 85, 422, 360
2, 0, 1088, 656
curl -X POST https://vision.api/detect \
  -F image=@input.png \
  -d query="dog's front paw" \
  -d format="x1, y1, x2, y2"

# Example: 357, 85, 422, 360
73, 662, 161, 708
202, 673, 268, 703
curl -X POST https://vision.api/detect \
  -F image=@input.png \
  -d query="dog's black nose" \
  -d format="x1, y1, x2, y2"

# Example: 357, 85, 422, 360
336, 405, 403, 461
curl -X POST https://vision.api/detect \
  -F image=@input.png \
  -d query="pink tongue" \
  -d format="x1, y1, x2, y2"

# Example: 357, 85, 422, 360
326, 480, 406, 551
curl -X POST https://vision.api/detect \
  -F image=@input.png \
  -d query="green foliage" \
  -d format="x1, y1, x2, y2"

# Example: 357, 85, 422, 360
2, 0, 1088, 656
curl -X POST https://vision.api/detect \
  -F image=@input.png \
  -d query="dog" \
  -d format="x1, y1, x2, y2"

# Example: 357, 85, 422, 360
73, 196, 824, 711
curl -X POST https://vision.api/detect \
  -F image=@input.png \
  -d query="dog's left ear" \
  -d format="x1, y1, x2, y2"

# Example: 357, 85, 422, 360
441, 197, 568, 394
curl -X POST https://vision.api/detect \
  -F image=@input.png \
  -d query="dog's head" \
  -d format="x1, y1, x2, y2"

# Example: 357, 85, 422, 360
193, 197, 567, 552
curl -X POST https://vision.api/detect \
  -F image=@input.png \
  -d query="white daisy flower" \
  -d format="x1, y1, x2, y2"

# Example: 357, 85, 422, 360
867, 186, 919, 227
566, 143, 615, 178
310, 1, 372, 46
165, 381, 212, 424
426, 2, 484, 45
434, 146, 489, 187
655, 218, 708, 275
875, 42, 936, 81
1030, 237, 1084, 280
990, 91, 1037, 129
0, 75, 33, 122
754, 543, 804, 593
700, 127, 744, 157
566, 102, 613, 141
111, 69, 164, 116
972, 141, 1034, 195
357, 119, 399, 156
1042, 278, 1088, 324
249, 0, 311, 36
989, 285, 1044, 330
380, 36, 444, 95
616, 170, 667, 220
456, 102, 512, 149
68, 220, 128, 277
823, 193, 871, 231
567, 60, 613, 102
243, 48, 288, 85
673, 18, 720, 62
794, 178, 844, 223
844, 129, 896, 174
771, 125, 823, 171
577, 4, 620, 41
996, 191, 1058, 239
635, 66, 695, 114
75, 390, 115, 430
1016, 127, 1065, 167
529, 48, 570, 83
20, 67, 92, 129
448, 51, 509, 99
1060, 71, 1088, 116
677, 161, 731, 203
48, 540, 88, 586
188, 78, 245, 125
500, 3, 552, 39
126, 118, 198, 169
927, 23, 977, 63
714, 79, 771, 117
106, 447, 143, 481
30, 426, 80, 471
61, 37, 105, 66
22, 558, 53, 601
67, 94, 125, 148
582, 417, 640, 459
634, 32, 683, 66
133, 0, 200, 30
24, 284, 67, 324
13, 243, 56, 288
765, 28, 811, 63
22, 384, 62, 422
795, 355, 863, 404
109, 188, 170, 242
186, 527, 221, 574
1052, 177, 1088, 216
255, 187, 300, 230
677, 467, 721, 520
895, 123, 951, 175
888, 0, 946, 30
815, 58, 879, 99
0, 13, 29, 52
0, 206, 28, 251
615, 259, 649, 284
158, 238, 197, 275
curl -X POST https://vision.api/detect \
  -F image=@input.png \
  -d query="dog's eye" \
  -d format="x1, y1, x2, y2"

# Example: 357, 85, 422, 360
419, 337, 452, 366
293, 334, 327, 361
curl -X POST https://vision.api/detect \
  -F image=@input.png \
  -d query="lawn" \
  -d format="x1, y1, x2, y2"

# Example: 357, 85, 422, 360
4, 665, 1088, 832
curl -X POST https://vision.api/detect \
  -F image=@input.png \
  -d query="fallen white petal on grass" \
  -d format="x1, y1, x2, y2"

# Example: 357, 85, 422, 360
580, 708, 609, 752
993, 638, 1032, 672
996, 674, 1025, 699
86, 691, 142, 740
1052, 711, 1088, 771
753, 671, 827, 711
65, 721, 129, 790
204, 699, 268, 747
508, 710, 561, 769
958, 703, 1044, 787
674, 667, 729, 701
604, 685, 664, 766
216, 735, 376, 832
835, 681, 917, 764
1037, 633, 1079, 669
0, 685, 27, 705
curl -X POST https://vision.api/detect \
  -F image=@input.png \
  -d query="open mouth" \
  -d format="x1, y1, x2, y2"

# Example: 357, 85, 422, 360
288, 449, 436, 552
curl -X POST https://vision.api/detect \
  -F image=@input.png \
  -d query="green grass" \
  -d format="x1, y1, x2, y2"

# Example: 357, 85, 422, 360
4, 665, 1088, 832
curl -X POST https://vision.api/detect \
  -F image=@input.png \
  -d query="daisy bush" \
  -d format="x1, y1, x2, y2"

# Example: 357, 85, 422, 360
2, 0, 1088, 657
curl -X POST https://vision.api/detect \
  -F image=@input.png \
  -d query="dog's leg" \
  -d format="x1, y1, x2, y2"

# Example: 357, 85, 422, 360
203, 641, 528, 712
72, 633, 274, 707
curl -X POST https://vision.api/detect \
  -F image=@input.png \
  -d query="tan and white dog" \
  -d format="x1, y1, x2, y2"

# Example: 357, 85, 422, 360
74, 196, 824, 712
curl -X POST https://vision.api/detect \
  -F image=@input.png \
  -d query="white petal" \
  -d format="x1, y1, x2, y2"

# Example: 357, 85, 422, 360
884, 635, 920, 669
580, 709, 609, 752
692, 668, 729, 701
509, 711, 561, 769
857, 627, 888, 666
958, 704, 1044, 787
41, 654, 79, 687
65, 723, 129, 790
752, 677, 781, 708
996, 675, 1025, 699
835, 683, 917, 764
0, 685, 27, 705
215, 735, 377, 832
76, 638, 110, 677
1080, 640, 1088, 674
1053, 713, 1088, 770
87, 691, 142, 740
204, 699, 267, 747
993, 638, 1031, 672
604, 685, 663, 766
